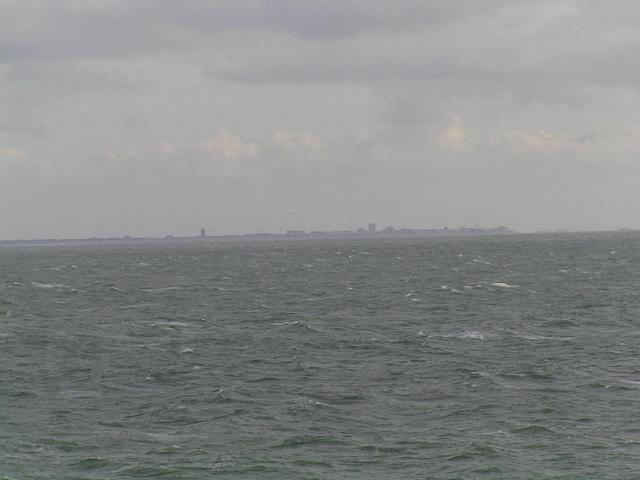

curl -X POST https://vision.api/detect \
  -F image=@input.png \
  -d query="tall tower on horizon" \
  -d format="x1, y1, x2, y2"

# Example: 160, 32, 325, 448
368, 223, 376, 234
200, 228, 205, 239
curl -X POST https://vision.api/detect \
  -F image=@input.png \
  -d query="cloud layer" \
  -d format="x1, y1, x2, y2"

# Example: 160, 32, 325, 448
2, 1, 640, 238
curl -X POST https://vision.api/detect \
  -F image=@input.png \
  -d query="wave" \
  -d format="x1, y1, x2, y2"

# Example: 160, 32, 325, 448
455, 330, 496, 340
272, 320, 299, 326
274, 435, 347, 449
31, 281, 72, 290
141, 286, 182, 293
428, 330, 496, 340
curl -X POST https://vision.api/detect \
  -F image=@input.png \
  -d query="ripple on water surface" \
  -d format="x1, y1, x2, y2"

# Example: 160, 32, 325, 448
2, 234, 640, 478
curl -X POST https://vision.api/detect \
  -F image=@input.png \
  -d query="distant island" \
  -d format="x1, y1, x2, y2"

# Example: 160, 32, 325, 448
0, 225, 517, 246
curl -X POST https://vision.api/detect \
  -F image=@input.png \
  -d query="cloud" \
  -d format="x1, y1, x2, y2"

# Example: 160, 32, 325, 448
203, 131, 259, 159
439, 116, 465, 153
158, 140, 176, 155
272, 130, 321, 152
0, 145, 27, 162
0, 1, 509, 64
5, 1, 640, 237
493, 129, 570, 150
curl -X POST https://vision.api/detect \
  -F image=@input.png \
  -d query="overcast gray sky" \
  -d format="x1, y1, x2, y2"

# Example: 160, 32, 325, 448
2, 1, 640, 239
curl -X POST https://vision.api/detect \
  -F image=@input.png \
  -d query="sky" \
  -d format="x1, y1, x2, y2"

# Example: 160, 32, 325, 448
2, 1, 640, 239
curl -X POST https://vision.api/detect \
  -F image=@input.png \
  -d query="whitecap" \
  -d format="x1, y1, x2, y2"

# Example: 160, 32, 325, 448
31, 282, 70, 289
180, 347, 194, 354
492, 282, 515, 288
459, 330, 489, 339
437, 330, 495, 340
154, 321, 189, 327
272, 320, 299, 326
472, 258, 493, 265
142, 286, 182, 293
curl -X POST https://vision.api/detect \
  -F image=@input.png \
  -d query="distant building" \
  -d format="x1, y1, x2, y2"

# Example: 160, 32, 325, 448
368, 223, 376, 233
200, 228, 205, 239
384, 226, 394, 233
286, 230, 306, 236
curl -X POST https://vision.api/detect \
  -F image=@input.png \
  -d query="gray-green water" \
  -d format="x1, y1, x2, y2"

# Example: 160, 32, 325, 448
2, 233, 640, 479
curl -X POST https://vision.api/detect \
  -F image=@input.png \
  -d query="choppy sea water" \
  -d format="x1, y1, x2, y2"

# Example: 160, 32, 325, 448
2, 233, 640, 479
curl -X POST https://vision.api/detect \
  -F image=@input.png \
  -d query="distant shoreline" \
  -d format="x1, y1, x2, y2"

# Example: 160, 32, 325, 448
4, 227, 637, 247
0, 227, 521, 246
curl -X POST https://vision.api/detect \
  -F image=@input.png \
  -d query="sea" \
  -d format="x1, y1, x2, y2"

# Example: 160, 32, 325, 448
2, 232, 640, 479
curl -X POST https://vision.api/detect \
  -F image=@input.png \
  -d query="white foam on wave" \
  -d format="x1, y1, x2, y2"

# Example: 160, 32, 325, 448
620, 379, 640, 386
180, 347, 194, 354
512, 333, 547, 341
472, 258, 493, 265
272, 320, 299, 326
142, 286, 182, 293
508, 330, 575, 342
31, 281, 71, 290
434, 330, 496, 340
492, 282, 515, 288
154, 321, 189, 327
459, 330, 491, 339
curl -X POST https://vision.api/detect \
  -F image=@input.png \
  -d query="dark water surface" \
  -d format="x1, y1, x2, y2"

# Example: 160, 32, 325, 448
2, 233, 640, 479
